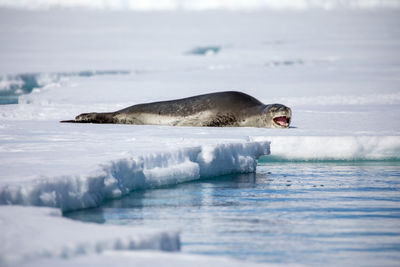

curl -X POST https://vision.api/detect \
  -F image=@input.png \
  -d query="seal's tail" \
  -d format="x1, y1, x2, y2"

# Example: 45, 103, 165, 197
60, 112, 115, 124
60, 120, 79, 123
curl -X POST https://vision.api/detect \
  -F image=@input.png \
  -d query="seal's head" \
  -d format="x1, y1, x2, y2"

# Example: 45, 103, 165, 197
264, 104, 292, 128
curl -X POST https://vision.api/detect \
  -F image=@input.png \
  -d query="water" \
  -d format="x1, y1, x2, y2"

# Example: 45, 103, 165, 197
0, 70, 130, 104
64, 161, 400, 266
187, 46, 221, 56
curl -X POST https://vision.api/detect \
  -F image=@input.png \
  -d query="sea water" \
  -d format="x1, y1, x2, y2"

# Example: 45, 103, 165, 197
64, 160, 400, 266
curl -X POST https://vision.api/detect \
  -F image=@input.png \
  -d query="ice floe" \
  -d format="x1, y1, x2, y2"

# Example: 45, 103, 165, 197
0, 120, 269, 211
0, 206, 179, 266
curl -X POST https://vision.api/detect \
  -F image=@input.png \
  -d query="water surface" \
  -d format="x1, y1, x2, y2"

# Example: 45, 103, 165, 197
65, 161, 400, 266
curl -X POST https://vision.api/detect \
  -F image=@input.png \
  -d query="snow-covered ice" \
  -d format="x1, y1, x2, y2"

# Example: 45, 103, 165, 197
0, 205, 179, 266
0, 2, 399, 267
22, 250, 295, 267
0, 121, 269, 211
1, 0, 399, 11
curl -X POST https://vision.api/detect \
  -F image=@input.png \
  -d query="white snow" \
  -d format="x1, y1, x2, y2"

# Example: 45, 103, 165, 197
1, 0, 399, 11
0, 121, 268, 211
0, 5, 399, 267
22, 250, 293, 267
0, 206, 179, 266
256, 136, 400, 161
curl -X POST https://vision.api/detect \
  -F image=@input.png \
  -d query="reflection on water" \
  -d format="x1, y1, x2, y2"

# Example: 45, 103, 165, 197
64, 162, 400, 266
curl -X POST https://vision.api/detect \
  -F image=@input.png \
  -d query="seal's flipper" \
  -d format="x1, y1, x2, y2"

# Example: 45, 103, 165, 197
60, 120, 79, 123
61, 112, 115, 124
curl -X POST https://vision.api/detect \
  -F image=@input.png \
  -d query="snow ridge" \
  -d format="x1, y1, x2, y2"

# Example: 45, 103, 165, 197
0, 141, 269, 211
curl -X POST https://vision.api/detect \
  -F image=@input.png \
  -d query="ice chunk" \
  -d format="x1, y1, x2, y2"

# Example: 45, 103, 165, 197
0, 206, 180, 266
254, 136, 400, 161
0, 121, 269, 211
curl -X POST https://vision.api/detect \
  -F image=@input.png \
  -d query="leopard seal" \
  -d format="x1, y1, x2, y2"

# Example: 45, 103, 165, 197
61, 91, 292, 128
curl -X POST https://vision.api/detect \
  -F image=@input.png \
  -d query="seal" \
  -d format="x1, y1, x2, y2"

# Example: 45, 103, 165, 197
61, 91, 292, 128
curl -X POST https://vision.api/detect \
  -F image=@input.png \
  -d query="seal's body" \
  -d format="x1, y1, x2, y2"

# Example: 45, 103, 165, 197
63, 91, 291, 128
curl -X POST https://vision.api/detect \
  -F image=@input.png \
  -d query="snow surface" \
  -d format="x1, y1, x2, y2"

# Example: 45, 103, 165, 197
0, 6, 399, 267
22, 250, 295, 267
0, 121, 268, 211
0, 205, 179, 266
1, 0, 399, 11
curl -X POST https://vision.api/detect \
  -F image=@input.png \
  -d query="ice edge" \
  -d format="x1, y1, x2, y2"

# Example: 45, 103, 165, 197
0, 141, 270, 212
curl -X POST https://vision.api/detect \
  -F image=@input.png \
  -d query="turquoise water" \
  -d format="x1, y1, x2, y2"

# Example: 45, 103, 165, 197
187, 46, 221, 55
64, 161, 400, 266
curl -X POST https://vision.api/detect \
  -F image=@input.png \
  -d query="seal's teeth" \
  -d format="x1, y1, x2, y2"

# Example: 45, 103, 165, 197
273, 116, 290, 127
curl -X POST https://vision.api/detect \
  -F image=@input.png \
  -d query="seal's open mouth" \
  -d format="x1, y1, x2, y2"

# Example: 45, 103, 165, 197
273, 116, 290, 127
